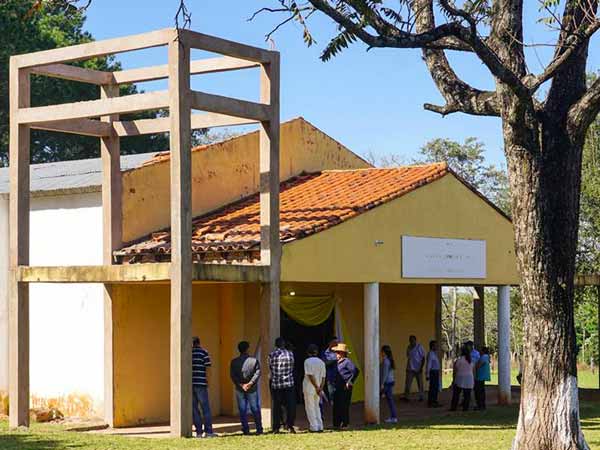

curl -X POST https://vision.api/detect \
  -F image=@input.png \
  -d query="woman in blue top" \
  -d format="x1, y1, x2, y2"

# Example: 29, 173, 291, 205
380, 345, 398, 423
474, 346, 491, 410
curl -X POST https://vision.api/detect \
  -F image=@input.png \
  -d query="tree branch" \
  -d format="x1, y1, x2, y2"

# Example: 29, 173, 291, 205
414, 0, 500, 118
525, 19, 600, 92
308, 0, 530, 100
307, 0, 468, 50
568, 76, 600, 138
545, 0, 598, 117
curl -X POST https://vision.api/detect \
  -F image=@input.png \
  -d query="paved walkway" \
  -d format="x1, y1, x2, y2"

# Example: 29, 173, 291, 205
89, 386, 521, 439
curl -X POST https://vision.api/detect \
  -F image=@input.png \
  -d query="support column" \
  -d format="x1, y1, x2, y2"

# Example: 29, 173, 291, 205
473, 286, 485, 349
435, 285, 443, 386
597, 285, 599, 390
259, 282, 279, 428
497, 285, 511, 405
8, 60, 30, 429
364, 282, 380, 424
168, 31, 192, 438
258, 52, 280, 428
100, 83, 121, 428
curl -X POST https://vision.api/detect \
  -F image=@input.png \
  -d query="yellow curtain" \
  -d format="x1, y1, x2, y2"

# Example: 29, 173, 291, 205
280, 294, 364, 403
280, 294, 336, 327
335, 304, 364, 403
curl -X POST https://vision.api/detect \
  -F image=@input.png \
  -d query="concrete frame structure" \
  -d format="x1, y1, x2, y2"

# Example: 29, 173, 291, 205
8, 28, 280, 437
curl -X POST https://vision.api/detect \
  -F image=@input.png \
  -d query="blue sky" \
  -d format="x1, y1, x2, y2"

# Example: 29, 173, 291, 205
84, 1, 600, 167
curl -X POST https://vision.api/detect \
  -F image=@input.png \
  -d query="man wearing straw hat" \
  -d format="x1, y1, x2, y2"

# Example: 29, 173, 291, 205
331, 342, 360, 430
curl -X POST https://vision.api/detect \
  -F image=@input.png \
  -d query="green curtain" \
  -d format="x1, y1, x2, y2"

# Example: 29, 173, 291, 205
280, 294, 336, 327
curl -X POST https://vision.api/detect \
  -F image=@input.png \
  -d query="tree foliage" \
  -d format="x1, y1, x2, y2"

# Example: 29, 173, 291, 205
0, 0, 169, 166
415, 137, 510, 214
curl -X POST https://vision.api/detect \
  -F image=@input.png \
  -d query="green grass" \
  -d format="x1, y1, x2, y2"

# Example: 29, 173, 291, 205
2, 402, 600, 450
442, 367, 600, 389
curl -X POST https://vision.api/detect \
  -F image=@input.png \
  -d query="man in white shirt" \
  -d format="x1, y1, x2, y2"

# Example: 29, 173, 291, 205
303, 344, 326, 432
403, 335, 425, 401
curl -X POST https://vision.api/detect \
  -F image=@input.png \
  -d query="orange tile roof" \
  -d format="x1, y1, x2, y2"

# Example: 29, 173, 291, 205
114, 163, 449, 264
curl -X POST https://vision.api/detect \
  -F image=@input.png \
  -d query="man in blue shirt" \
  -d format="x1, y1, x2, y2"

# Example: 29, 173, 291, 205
192, 336, 216, 438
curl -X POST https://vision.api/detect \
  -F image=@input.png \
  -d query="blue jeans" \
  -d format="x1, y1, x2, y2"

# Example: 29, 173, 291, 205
235, 390, 263, 434
192, 385, 213, 436
383, 382, 398, 419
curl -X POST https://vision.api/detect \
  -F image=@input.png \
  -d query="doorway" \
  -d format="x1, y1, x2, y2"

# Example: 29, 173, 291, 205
280, 308, 335, 401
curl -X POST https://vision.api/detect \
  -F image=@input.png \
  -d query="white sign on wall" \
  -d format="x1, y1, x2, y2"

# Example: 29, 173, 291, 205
401, 236, 486, 279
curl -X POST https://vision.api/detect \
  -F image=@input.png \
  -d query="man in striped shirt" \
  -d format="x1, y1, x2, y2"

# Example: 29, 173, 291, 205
192, 337, 216, 438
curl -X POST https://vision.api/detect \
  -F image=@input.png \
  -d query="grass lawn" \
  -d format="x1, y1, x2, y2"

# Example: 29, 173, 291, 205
442, 367, 600, 389
2, 402, 600, 450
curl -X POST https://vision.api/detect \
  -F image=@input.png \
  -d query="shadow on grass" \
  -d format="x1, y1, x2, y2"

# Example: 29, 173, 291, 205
0, 434, 81, 450
350, 405, 520, 433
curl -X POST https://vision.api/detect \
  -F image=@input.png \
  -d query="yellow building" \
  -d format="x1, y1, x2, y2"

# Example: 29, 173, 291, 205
5, 29, 520, 436
102, 117, 518, 427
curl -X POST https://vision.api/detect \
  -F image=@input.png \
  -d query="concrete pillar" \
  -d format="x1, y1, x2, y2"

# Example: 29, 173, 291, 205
364, 282, 380, 424
259, 282, 280, 429
473, 286, 485, 349
497, 285, 511, 405
168, 34, 193, 438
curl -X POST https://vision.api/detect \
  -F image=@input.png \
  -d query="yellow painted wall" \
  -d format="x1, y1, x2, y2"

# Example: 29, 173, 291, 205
112, 283, 224, 427
112, 281, 434, 425
279, 282, 436, 398
281, 173, 519, 285
121, 118, 370, 243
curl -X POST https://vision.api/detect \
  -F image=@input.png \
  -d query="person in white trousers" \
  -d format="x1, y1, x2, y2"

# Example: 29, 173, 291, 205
303, 344, 326, 432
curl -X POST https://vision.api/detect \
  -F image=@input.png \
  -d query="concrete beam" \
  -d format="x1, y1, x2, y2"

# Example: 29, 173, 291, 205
575, 274, 600, 286
8, 60, 30, 429
168, 33, 193, 438
15, 264, 269, 283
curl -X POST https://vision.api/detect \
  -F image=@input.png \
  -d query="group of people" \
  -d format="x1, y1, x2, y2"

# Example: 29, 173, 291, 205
268, 337, 360, 433
378, 336, 492, 422
190, 334, 492, 438
450, 341, 491, 412
378, 335, 443, 424
190, 335, 360, 438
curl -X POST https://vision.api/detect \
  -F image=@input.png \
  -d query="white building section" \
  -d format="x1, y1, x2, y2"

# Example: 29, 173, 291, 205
29, 192, 104, 415
0, 152, 156, 417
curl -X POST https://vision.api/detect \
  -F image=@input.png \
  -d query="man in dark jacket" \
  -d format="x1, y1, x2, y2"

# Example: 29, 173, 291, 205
332, 343, 360, 430
230, 341, 263, 435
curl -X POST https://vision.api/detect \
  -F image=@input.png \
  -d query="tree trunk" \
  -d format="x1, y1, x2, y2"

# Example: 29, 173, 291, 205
506, 114, 589, 449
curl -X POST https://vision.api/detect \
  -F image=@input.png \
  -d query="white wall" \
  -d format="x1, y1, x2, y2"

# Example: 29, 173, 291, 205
0, 197, 9, 403
0, 192, 105, 416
